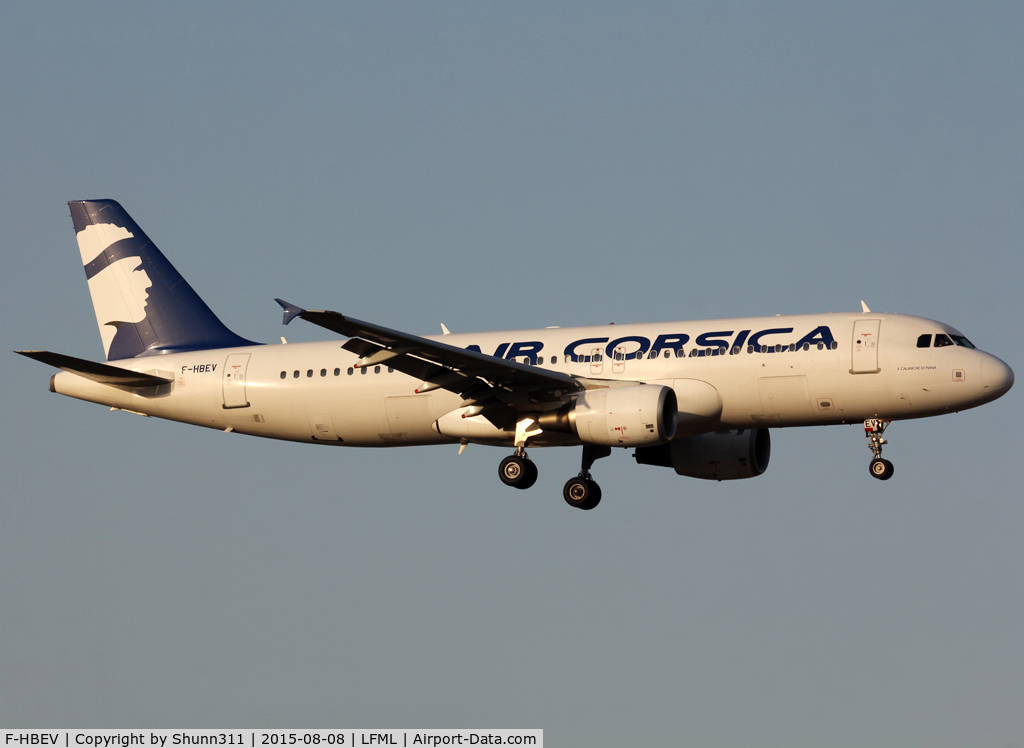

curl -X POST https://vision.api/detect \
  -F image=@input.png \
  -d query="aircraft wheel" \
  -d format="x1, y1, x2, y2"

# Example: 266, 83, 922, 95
563, 477, 601, 509
499, 455, 536, 489
520, 459, 539, 489
869, 458, 894, 481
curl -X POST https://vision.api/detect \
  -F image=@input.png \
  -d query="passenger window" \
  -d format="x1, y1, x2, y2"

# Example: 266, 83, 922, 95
334, 368, 340, 376
347, 367, 354, 375
565, 355, 572, 364
934, 334, 953, 348
676, 348, 685, 358
280, 371, 286, 379
747, 345, 754, 354
917, 334, 932, 348
817, 343, 824, 350
361, 367, 367, 375
388, 367, 394, 373
802, 343, 809, 351
831, 341, 838, 350
320, 369, 327, 377
307, 369, 313, 378
293, 370, 299, 378
374, 366, 381, 373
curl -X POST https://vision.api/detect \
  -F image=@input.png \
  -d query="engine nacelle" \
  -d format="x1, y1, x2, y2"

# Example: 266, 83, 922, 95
634, 429, 771, 480
547, 384, 677, 448
434, 384, 677, 448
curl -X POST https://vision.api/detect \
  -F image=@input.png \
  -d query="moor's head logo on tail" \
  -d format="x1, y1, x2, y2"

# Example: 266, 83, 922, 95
77, 222, 154, 358
69, 200, 257, 360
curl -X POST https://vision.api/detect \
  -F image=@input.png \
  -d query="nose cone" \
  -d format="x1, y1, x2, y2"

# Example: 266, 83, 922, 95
981, 354, 1014, 397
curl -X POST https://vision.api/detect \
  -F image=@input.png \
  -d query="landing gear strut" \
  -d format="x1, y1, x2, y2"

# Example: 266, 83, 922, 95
498, 416, 543, 490
864, 418, 894, 481
563, 445, 610, 510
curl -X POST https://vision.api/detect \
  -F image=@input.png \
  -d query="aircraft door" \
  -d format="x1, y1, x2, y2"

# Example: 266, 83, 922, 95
851, 319, 881, 374
612, 346, 626, 374
222, 353, 251, 408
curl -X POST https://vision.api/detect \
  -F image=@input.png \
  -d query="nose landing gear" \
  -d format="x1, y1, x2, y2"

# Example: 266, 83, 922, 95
864, 419, 894, 480
563, 445, 611, 510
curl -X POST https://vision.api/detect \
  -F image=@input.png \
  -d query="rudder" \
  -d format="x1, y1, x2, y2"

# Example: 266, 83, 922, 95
70, 199, 258, 360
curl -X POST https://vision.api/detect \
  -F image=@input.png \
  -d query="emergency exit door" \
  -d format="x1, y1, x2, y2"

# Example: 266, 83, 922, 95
851, 319, 881, 374
222, 353, 251, 408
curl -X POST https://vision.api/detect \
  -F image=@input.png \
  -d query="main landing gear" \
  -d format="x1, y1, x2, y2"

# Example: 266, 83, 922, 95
498, 449, 538, 489
498, 417, 542, 490
562, 445, 611, 511
496, 423, 611, 509
864, 418, 895, 481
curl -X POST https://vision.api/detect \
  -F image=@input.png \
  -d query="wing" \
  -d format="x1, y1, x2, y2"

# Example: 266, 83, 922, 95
275, 299, 583, 426
16, 350, 174, 389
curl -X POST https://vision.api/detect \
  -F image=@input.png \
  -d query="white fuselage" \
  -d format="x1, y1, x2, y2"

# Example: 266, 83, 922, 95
51, 312, 1011, 448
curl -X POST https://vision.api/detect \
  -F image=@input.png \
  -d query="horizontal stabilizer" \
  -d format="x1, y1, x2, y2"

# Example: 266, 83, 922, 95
15, 350, 173, 388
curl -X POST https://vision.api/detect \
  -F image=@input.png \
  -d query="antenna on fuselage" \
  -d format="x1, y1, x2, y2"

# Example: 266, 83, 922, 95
860, 301, 871, 313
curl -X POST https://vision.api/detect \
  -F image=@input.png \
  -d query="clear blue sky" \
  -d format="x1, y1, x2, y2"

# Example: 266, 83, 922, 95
2, 3, 1022, 744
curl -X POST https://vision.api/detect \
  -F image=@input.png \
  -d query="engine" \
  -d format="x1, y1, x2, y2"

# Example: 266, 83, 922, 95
538, 384, 677, 447
433, 384, 677, 448
634, 429, 771, 480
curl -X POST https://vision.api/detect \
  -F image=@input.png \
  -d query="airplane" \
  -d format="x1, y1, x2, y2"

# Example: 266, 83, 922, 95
17, 200, 1015, 510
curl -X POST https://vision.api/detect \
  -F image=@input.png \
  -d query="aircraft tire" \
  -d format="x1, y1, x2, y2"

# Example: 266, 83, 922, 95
563, 477, 601, 509
520, 459, 539, 489
869, 458, 894, 481
499, 455, 536, 489
580, 480, 602, 510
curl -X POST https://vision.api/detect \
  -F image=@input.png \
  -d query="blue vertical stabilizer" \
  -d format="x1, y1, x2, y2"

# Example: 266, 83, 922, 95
70, 199, 259, 360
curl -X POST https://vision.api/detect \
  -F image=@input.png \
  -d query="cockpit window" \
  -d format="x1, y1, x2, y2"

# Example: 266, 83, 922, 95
934, 334, 954, 348
917, 334, 932, 348
952, 335, 975, 348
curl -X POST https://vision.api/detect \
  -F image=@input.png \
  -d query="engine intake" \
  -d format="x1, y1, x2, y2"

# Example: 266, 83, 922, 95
634, 429, 771, 480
